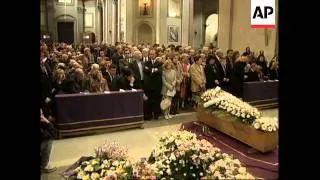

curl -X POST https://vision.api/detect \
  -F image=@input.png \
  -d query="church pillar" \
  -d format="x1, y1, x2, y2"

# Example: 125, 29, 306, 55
125, 0, 133, 44
155, 0, 160, 44
46, 0, 55, 40
217, 0, 232, 50
77, 0, 85, 43
181, 0, 191, 47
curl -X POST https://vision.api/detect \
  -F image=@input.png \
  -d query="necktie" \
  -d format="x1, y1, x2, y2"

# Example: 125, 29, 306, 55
109, 72, 112, 81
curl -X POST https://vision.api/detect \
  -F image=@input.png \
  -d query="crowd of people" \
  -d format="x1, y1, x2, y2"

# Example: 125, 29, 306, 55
40, 42, 279, 174
40, 42, 279, 121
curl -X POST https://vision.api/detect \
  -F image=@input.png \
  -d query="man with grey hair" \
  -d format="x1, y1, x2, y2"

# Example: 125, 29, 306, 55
142, 48, 149, 62
215, 49, 230, 91
189, 49, 196, 64
129, 50, 144, 89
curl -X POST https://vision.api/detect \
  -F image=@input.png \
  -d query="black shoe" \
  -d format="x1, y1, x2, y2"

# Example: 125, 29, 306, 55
144, 117, 152, 121
170, 112, 177, 115
41, 166, 57, 173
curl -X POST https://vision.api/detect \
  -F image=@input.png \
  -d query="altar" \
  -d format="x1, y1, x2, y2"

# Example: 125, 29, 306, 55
243, 80, 278, 109
55, 90, 144, 138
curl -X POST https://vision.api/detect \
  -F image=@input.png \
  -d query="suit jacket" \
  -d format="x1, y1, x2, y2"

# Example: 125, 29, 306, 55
189, 64, 206, 93
204, 64, 219, 89
214, 57, 225, 82
70, 78, 90, 93
111, 53, 123, 73
246, 70, 260, 82
102, 70, 115, 91
143, 59, 163, 91
119, 58, 132, 74
40, 64, 52, 104
129, 59, 144, 89
269, 69, 279, 80
114, 75, 139, 91
226, 56, 233, 77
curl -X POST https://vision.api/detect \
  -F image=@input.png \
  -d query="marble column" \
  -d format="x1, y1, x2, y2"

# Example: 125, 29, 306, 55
217, 0, 232, 51
103, 0, 108, 43
188, 0, 194, 46
125, 0, 133, 44
181, 0, 190, 47
106, 0, 114, 44
95, 1, 102, 43
155, 0, 160, 44
77, 3, 85, 44
46, 0, 55, 41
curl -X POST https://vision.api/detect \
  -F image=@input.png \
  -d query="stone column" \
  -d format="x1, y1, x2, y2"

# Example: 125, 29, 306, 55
155, 0, 160, 44
217, 0, 232, 50
181, 0, 190, 47
103, 0, 108, 43
125, 0, 133, 44
77, 3, 85, 44
188, 0, 194, 46
46, 0, 55, 41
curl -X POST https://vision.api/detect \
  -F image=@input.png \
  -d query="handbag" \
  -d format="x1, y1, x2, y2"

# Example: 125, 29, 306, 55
166, 88, 176, 97
160, 97, 172, 110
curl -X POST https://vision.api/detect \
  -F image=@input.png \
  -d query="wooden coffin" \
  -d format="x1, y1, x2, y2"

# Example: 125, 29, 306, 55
196, 106, 278, 153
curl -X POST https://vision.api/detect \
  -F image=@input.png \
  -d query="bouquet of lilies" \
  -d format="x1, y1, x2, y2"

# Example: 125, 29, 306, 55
147, 131, 254, 179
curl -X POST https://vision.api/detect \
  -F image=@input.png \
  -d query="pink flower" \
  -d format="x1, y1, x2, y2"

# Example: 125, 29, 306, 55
103, 174, 117, 180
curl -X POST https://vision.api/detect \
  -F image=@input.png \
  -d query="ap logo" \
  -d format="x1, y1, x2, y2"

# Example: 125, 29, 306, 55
251, 0, 276, 28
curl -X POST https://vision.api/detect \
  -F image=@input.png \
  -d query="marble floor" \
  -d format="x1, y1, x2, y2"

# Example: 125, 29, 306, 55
42, 109, 278, 180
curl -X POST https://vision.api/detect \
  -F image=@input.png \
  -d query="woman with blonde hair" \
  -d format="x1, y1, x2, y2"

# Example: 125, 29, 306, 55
161, 60, 176, 120
170, 53, 183, 114
51, 68, 69, 119
189, 55, 206, 108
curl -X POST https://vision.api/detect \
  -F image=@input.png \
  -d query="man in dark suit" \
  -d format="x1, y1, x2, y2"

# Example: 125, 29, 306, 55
143, 49, 163, 120
141, 48, 150, 63
189, 49, 196, 64
103, 64, 118, 91
129, 50, 144, 89
40, 60, 53, 117
215, 49, 231, 89
111, 46, 124, 74
113, 68, 138, 90
119, 49, 132, 75
226, 49, 234, 70
69, 68, 90, 93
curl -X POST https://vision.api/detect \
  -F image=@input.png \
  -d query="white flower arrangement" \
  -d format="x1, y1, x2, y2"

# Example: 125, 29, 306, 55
201, 87, 262, 123
253, 117, 278, 132
148, 131, 254, 179
70, 131, 256, 180
201, 87, 278, 133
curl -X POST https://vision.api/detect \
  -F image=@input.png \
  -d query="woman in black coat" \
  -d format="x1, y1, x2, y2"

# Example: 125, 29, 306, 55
204, 55, 220, 89
231, 52, 248, 98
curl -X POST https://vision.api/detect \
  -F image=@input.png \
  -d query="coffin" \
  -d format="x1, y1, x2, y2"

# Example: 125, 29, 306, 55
196, 106, 278, 153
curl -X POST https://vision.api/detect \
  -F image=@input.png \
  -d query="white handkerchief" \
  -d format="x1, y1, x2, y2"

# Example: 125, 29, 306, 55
131, 89, 137, 92
104, 91, 111, 94
119, 89, 125, 92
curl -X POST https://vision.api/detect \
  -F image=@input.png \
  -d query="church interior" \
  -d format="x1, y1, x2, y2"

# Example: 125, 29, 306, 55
40, 0, 278, 179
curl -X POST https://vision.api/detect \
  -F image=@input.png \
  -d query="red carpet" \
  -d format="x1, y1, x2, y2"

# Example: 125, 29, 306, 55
180, 121, 278, 180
